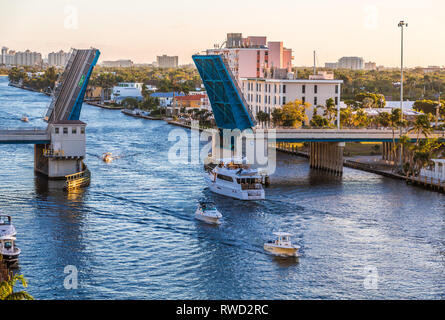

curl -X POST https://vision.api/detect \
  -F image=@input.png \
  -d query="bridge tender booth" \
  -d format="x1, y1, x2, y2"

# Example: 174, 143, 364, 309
34, 120, 86, 179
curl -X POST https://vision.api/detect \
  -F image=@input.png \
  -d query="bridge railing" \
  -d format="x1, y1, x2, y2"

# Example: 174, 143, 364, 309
0, 128, 48, 135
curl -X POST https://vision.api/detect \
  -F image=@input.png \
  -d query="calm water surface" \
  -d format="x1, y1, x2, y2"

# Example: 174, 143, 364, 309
0, 76, 444, 299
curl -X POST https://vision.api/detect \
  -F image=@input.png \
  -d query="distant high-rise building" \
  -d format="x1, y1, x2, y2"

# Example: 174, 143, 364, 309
325, 57, 364, 70
337, 56, 364, 70
324, 62, 338, 69
156, 55, 179, 68
364, 61, 377, 70
101, 59, 134, 68
1, 47, 7, 65
14, 50, 42, 66
48, 50, 71, 67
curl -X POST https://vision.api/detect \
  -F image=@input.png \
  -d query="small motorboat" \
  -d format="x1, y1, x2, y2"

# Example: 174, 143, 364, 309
0, 235, 21, 266
264, 232, 300, 257
102, 152, 114, 163
195, 202, 222, 225
0, 215, 17, 238
21, 115, 29, 122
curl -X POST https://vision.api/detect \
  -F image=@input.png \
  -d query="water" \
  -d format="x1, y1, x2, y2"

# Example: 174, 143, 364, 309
0, 76, 444, 299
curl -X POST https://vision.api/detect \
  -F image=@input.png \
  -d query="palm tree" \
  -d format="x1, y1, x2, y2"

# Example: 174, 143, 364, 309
0, 274, 34, 300
324, 98, 337, 124
410, 113, 433, 145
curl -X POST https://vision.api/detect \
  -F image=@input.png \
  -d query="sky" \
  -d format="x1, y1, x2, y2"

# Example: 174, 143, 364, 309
0, 0, 444, 67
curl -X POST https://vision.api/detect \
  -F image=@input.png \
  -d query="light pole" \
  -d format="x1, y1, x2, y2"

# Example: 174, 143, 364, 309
398, 20, 407, 168
398, 21, 408, 122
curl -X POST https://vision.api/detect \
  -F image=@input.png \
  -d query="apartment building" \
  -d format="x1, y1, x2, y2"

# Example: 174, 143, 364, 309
240, 76, 342, 122
48, 50, 71, 67
207, 33, 293, 81
156, 55, 179, 68
13, 50, 42, 66
102, 59, 134, 68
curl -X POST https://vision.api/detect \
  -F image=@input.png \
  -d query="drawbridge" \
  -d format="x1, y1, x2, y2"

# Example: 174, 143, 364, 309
0, 48, 100, 144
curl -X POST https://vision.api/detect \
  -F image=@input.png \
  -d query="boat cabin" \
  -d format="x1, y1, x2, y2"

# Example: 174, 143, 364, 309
0, 215, 11, 226
272, 232, 293, 246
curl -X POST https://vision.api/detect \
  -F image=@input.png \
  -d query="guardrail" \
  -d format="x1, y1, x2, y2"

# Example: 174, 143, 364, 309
65, 166, 91, 191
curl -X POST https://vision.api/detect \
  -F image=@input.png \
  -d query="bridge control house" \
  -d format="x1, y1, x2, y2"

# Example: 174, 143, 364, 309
35, 120, 87, 178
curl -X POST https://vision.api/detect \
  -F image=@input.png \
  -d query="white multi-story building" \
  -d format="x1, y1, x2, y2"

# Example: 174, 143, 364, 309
110, 82, 143, 104
102, 59, 134, 68
240, 76, 343, 123
14, 50, 42, 66
48, 50, 71, 67
156, 55, 179, 68
337, 56, 364, 70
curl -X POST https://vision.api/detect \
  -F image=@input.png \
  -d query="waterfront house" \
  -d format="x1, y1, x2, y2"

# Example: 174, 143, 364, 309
171, 94, 207, 115
150, 92, 185, 108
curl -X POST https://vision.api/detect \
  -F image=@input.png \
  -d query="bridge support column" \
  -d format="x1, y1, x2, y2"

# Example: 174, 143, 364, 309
309, 142, 344, 175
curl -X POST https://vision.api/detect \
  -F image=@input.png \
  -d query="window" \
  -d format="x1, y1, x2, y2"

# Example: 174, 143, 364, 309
216, 174, 233, 182
63, 127, 68, 134
81, 127, 85, 134
283, 96, 286, 105
54, 127, 59, 134
335, 85, 339, 94
314, 85, 318, 94
274, 96, 276, 105
283, 85, 286, 94
314, 97, 317, 105
302, 96, 305, 103
302, 85, 306, 94
274, 84, 277, 93
335, 97, 338, 105
72, 127, 77, 134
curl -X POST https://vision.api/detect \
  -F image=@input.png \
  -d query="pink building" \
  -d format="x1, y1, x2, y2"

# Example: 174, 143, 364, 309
243, 36, 267, 48
207, 33, 293, 81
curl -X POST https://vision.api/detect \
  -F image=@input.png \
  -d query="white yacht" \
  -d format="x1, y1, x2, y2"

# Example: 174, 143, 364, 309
195, 202, 222, 225
0, 216, 20, 265
206, 159, 265, 200
0, 215, 17, 238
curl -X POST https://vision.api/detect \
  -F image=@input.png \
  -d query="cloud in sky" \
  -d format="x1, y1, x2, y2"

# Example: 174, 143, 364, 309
0, 0, 443, 67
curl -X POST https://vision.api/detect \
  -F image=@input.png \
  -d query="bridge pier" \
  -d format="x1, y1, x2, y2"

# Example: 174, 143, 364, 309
309, 142, 344, 175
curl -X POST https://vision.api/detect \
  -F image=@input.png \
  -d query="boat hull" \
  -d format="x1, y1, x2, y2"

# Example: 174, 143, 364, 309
207, 180, 265, 201
264, 244, 299, 257
194, 213, 221, 225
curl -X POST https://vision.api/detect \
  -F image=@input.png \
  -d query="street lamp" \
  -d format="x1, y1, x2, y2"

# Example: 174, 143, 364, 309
398, 20, 407, 168
398, 21, 408, 121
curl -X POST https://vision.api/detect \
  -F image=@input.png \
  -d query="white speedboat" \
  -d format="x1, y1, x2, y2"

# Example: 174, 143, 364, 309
0, 215, 17, 238
195, 202, 222, 225
206, 159, 265, 200
0, 235, 21, 266
264, 232, 300, 257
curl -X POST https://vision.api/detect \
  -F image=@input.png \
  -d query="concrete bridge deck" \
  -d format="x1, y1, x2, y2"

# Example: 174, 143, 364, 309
258, 128, 445, 142
0, 128, 50, 144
